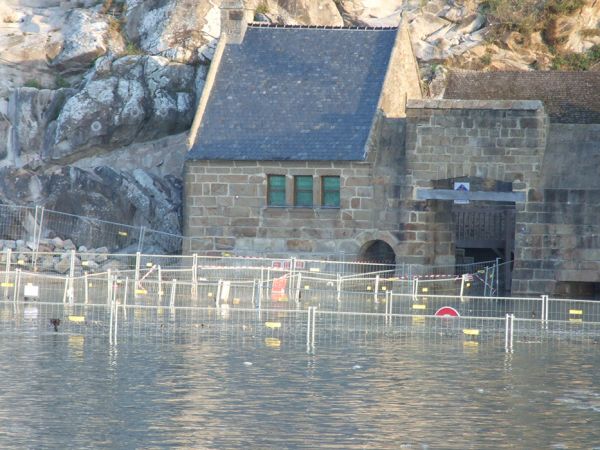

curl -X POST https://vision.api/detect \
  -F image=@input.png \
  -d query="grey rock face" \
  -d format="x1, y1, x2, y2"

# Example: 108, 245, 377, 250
0, 165, 182, 253
125, 0, 217, 64
51, 9, 125, 74
7, 87, 75, 166
50, 55, 196, 162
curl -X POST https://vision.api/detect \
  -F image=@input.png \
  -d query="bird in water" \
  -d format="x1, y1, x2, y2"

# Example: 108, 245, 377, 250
49, 319, 61, 332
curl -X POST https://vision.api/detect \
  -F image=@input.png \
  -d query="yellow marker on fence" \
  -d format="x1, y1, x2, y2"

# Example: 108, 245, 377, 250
265, 322, 281, 329
309, 267, 320, 272
304, 285, 310, 290
366, 286, 372, 291
146, 262, 153, 267
265, 337, 281, 348
118, 231, 128, 237
88, 283, 93, 288
412, 316, 425, 324
68, 316, 85, 323
0, 282, 14, 288
233, 298, 240, 305
381, 286, 387, 291
81, 261, 89, 267
208, 292, 213, 297
412, 304, 426, 310
17, 259, 25, 265
569, 309, 583, 323
463, 329, 480, 336
421, 287, 429, 293
135, 289, 147, 295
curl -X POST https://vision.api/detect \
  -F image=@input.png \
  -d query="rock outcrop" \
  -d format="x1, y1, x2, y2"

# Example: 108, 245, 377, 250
51, 55, 196, 161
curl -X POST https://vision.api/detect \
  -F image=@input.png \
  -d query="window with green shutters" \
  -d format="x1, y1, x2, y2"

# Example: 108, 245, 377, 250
267, 175, 286, 207
321, 176, 340, 208
294, 176, 313, 207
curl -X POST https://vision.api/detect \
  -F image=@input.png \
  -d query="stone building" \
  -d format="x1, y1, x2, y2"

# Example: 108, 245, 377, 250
184, 1, 600, 298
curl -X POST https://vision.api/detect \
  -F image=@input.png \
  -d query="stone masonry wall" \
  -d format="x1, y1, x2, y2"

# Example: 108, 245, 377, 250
402, 100, 548, 283
183, 116, 407, 258
512, 124, 600, 296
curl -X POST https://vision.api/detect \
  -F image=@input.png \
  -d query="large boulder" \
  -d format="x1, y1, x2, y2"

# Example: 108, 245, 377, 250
49, 55, 196, 161
51, 9, 125, 74
125, 0, 219, 63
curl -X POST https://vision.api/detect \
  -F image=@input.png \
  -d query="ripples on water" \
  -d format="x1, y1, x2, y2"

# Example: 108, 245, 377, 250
0, 334, 598, 449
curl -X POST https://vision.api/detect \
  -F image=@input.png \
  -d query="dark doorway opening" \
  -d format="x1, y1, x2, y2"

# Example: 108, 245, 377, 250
554, 282, 600, 300
359, 240, 396, 266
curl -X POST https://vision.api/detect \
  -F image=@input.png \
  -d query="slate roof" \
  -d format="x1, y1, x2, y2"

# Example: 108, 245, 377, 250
443, 70, 600, 124
187, 25, 397, 161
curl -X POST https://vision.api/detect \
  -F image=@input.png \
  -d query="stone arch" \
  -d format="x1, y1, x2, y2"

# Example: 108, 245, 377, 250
355, 231, 400, 264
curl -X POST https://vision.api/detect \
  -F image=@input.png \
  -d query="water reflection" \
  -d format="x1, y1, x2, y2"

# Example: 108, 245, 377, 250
0, 337, 598, 448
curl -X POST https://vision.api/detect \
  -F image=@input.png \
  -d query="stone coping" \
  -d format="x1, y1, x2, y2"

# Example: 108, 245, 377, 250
406, 99, 544, 111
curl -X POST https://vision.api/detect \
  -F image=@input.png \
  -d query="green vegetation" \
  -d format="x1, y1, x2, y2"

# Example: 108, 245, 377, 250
124, 41, 143, 55
255, 3, 269, 15
484, 0, 585, 36
24, 79, 42, 89
552, 44, 600, 70
479, 53, 492, 66
55, 75, 70, 89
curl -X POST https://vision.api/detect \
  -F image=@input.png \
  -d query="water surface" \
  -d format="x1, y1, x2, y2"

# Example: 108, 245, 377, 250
0, 334, 599, 449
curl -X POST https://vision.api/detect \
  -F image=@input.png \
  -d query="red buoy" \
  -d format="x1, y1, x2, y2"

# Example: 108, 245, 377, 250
435, 306, 459, 317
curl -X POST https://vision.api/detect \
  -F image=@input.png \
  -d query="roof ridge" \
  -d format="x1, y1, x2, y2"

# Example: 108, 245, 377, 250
248, 22, 397, 31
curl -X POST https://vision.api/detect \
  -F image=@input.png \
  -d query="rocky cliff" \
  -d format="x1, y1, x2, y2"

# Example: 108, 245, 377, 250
0, 0, 598, 246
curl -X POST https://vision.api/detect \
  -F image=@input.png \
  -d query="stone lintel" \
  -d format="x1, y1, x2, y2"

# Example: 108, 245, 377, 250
416, 189, 526, 202
406, 99, 544, 111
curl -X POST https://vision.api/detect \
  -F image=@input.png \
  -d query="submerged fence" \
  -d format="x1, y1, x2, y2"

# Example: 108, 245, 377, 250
1, 253, 599, 352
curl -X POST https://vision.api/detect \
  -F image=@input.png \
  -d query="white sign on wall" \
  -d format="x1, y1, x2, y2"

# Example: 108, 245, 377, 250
454, 182, 470, 204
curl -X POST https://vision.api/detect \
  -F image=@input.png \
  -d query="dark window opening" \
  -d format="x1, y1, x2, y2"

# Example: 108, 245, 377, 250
267, 175, 286, 207
294, 175, 313, 207
321, 176, 340, 208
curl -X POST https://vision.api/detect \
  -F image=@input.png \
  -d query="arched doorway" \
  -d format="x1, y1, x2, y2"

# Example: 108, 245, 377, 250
359, 240, 396, 266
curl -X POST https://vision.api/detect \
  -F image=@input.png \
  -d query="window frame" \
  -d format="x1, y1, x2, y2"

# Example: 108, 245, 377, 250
267, 174, 287, 207
321, 175, 341, 209
294, 175, 313, 207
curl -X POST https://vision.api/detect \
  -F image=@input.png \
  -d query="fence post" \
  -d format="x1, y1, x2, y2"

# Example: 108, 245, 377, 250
460, 274, 466, 302
336, 273, 341, 303
294, 272, 302, 304
169, 279, 177, 309
374, 274, 380, 303
191, 253, 198, 300
134, 252, 141, 297
412, 276, 419, 302
13, 268, 21, 305
3, 249, 11, 297
68, 249, 75, 305
541, 294, 549, 326
84, 272, 89, 305
107, 269, 112, 306
137, 226, 146, 253
215, 279, 222, 308
158, 265, 163, 302
123, 276, 129, 320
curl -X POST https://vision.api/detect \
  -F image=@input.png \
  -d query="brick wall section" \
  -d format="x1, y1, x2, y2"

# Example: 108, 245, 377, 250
402, 99, 548, 278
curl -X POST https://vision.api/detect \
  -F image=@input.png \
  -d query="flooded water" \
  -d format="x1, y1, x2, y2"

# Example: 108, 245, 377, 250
0, 334, 599, 449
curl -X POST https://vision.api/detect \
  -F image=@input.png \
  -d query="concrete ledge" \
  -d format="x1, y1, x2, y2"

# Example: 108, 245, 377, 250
416, 188, 526, 202
406, 99, 544, 111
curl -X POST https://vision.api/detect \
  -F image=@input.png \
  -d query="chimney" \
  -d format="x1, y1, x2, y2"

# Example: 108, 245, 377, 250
221, 0, 250, 44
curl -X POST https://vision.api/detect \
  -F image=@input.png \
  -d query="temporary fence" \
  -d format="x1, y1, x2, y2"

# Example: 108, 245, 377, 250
1, 255, 599, 352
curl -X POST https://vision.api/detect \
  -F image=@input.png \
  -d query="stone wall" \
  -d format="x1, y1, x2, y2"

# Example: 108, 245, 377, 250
401, 99, 548, 276
183, 117, 406, 257
512, 123, 600, 296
